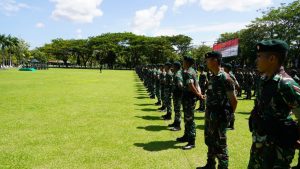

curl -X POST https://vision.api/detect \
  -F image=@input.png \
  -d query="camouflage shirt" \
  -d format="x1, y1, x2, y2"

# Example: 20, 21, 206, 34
165, 70, 173, 88
206, 70, 235, 109
255, 67, 300, 122
182, 67, 199, 93
173, 69, 183, 93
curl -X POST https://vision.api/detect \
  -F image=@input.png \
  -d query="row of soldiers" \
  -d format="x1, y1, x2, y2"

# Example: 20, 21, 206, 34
136, 39, 300, 169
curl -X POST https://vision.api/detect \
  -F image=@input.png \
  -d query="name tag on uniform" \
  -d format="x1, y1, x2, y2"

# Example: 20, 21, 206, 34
208, 85, 212, 89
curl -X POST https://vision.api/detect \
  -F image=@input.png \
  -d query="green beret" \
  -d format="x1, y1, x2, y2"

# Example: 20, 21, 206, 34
205, 51, 222, 59
256, 39, 289, 53
183, 56, 195, 64
173, 61, 181, 68
165, 62, 172, 67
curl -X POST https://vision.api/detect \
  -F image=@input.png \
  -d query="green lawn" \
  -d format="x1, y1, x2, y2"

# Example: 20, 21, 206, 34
0, 68, 298, 169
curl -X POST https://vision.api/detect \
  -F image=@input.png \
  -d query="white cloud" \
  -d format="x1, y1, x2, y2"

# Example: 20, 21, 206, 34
132, 5, 168, 35
173, 0, 272, 12
0, 0, 29, 15
51, 0, 103, 23
35, 22, 45, 28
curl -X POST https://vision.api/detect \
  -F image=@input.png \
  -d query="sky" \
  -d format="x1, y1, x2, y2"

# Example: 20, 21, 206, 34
0, 0, 294, 49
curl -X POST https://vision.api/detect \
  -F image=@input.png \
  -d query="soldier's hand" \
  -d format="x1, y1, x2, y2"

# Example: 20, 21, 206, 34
199, 94, 206, 100
295, 139, 300, 149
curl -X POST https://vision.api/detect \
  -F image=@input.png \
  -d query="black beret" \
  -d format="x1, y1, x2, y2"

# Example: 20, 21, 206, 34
183, 56, 195, 64
205, 51, 222, 59
173, 61, 181, 68
256, 39, 289, 53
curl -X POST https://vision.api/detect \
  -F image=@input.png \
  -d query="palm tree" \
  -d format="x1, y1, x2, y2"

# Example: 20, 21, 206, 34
0, 34, 6, 68
6, 35, 19, 67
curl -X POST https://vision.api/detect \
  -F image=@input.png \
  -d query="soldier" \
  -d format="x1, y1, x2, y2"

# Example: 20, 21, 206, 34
162, 62, 173, 120
168, 61, 183, 131
197, 51, 237, 169
248, 39, 300, 169
158, 64, 166, 111
244, 70, 254, 100
235, 68, 244, 97
223, 63, 240, 130
197, 65, 208, 112
154, 64, 162, 106
176, 56, 204, 150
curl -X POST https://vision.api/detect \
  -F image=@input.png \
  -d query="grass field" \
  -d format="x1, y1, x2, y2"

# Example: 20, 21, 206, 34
0, 68, 298, 169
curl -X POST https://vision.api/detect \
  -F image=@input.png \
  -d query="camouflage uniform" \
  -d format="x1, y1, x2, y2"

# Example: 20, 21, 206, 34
182, 67, 199, 142
205, 70, 235, 169
159, 70, 166, 110
248, 67, 300, 169
155, 68, 162, 104
163, 69, 173, 119
172, 69, 183, 127
198, 71, 207, 111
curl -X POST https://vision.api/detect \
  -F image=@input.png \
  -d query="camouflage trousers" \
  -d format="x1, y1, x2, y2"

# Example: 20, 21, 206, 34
199, 89, 206, 110
204, 110, 229, 169
150, 82, 156, 97
182, 93, 196, 140
164, 88, 172, 113
248, 132, 295, 169
173, 92, 182, 124
155, 83, 161, 102
161, 85, 165, 106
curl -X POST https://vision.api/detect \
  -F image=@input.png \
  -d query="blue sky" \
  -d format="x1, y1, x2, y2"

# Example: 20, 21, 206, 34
0, 0, 294, 49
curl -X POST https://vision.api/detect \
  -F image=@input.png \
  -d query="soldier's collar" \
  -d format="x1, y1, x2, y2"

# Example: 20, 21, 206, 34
270, 66, 285, 82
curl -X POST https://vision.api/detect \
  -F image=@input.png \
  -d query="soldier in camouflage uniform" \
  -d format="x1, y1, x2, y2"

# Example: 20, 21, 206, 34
162, 62, 173, 120
197, 65, 208, 112
244, 70, 254, 100
168, 61, 183, 131
176, 56, 204, 150
223, 63, 240, 130
248, 39, 300, 169
235, 69, 244, 97
197, 51, 237, 169
154, 64, 162, 105
158, 64, 166, 111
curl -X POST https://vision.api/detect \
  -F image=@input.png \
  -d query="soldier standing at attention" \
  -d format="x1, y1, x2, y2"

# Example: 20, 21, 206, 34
176, 56, 204, 150
158, 64, 166, 111
154, 64, 162, 106
197, 51, 237, 169
223, 63, 240, 130
248, 39, 300, 169
168, 61, 183, 131
197, 65, 208, 112
162, 62, 173, 120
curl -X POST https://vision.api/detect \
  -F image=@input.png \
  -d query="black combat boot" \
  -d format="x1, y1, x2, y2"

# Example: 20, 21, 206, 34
182, 139, 195, 150
163, 112, 171, 120
196, 159, 216, 169
176, 135, 188, 142
168, 122, 175, 127
154, 101, 161, 106
170, 121, 181, 131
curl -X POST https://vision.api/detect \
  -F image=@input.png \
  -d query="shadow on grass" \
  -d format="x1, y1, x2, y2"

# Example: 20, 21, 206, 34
134, 140, 181, 151
135, 96, 149, 99
139, 108, 157, 112
197, 124, 205, 130
137, 125, 168, 131
135, 115, 161, 120
195, 116, 205, 120
135, 103, 154, 106
236, 112, 250, 115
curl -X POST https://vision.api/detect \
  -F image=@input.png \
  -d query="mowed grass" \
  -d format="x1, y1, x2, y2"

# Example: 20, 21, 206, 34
0, 68, 298, 169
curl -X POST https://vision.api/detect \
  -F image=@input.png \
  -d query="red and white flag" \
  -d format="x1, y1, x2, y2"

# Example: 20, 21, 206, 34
213, 38, 239, 58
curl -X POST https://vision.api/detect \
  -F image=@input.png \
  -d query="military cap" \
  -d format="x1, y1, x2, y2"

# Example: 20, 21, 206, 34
165, 62, 172, 67
205, 51, 222, 59
183, 55, 195, 64
173, 61, 181, 68
256, 39, 289, 53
